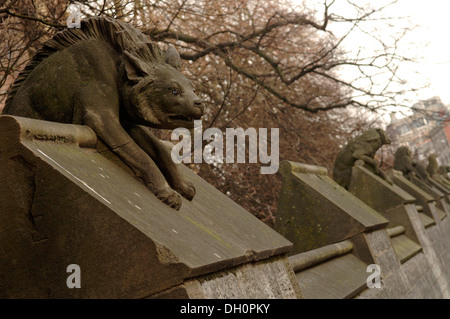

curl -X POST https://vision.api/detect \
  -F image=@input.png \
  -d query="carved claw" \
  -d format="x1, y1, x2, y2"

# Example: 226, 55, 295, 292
385, 176, 394, 185
151, 185, 183, 210
174, 179, 196, 201
354, 159, 365, 167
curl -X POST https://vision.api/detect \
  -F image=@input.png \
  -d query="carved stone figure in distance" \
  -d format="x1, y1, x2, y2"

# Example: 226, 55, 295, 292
333, 128, 392, 189
426, 154, 439, 176
393, 146, 430, 182
427, 153, 450, 187
3, 17, 204, 210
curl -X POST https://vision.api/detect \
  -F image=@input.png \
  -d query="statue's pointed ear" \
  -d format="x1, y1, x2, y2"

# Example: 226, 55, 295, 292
124, 51, 149, 81
165, 45, 181, 69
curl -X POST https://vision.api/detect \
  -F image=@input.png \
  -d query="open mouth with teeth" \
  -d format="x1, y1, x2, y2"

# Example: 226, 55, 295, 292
168, 115, 201, 122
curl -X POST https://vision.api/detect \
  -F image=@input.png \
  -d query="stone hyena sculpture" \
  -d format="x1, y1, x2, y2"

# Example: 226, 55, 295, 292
4, 17, 205, 210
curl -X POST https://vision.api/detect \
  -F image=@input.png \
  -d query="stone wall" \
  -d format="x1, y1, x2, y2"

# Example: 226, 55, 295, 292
0, 116, 301, 298
276, 160, 450, 299
2, 115, 450, 299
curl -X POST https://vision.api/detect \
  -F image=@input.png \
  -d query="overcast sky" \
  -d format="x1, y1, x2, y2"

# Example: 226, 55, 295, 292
389, 0, 450, 105
298, 0, 450, 109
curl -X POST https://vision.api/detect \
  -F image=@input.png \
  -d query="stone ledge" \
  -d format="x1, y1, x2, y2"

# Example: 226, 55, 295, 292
288, 240, 353, 272
0, 115, 294, 298
418, 213, 436, 229
288, 240, 368, 299
276, 161, 388, 254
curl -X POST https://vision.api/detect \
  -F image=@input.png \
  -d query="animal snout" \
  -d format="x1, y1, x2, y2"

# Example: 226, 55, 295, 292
194, 99, 204, 116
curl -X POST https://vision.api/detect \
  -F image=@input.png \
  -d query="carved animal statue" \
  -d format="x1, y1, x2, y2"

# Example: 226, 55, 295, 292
426, 154, 439, 176
3, 17, 204, 210
333, 128, 392, 189
393, 146, 430, 182
424, 153, 450, 187
393, 146, 415, 176
415, 161, 431, 183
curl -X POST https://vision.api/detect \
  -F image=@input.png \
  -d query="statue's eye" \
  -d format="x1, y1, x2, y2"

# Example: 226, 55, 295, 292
172, 89, 179, 96
193, 89, 196, 93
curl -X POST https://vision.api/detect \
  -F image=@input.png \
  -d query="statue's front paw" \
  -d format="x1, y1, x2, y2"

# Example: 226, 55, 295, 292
386, 177, 394, 185
153, 185, 183, 210
175, 179, 196, 201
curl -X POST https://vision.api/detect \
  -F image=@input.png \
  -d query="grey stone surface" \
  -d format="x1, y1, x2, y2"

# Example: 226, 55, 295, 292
0, 116, 297, 298
392, 170, 441, 225
389, 234, 422, 264
365, 230, 402, 274
406, 207, 449, 293
4, 117, 450, 299
402, 252, 444, 298
418, 213, 436, 228
294, 253, 368, 299
183, 256, 301, 299
349, 166, 423, 244
349, 164, 415, 214
355, 285, 389, 299
278, 160, 450, 299
276, 161, 387, 254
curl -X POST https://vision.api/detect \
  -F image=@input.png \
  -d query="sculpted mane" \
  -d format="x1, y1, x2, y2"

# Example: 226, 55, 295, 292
6, 16, 166, 108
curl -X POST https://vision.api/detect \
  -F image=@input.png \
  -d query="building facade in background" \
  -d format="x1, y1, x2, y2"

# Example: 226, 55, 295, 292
386, 96, 450, 166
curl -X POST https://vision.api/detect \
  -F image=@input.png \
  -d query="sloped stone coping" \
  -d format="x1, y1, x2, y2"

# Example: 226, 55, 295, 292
288, 240, 368, 299
0, 115, 295, 298
288, 240, 353, 272
387, 226, 422, 264
276, 161, 388, 255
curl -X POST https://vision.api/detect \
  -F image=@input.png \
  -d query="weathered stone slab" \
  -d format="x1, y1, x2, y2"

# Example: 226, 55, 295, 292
404, 206, 450, 297
409, 176, 450, 217
348, 164, 422, 243
292, 250, 368, 299
390, 167, 450, 267
391, 170, 437, 221
349, 164, 416, 213
430, 176, 450, 194
410, 176, 444, 200
178, 256, 301, 299
426, 176, 450, 206
276, 161, 407, 299
349, 164, 450, 298
406, 176, 450, 251
386, 226, 422, 264
355, 229, 410, 298
276, 161, 388, 254
418, 212, 436, 229
402, 252, 445, 299
0, 115, 297, 298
